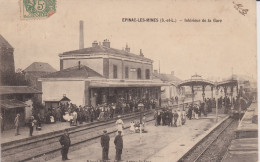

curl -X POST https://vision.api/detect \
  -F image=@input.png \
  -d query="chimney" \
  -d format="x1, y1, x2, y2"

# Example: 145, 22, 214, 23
79, 20, 84, 49
102, 39, 110, 48
154, 70, 158, 74
171, 71, 175, 76
125, 44, 130, 52
92, 40, 98, 47
140, 49, 144, 57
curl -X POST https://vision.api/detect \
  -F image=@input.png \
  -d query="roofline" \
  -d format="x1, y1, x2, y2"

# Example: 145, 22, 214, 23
59, 50, 153, 63
38, 77, 106, 82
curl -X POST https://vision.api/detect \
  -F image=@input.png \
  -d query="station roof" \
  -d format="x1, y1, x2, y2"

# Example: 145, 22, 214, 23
41, 65, 103, 79
153, 73, 182, 85
59, 45, 153, 62
1, 99, 27, 109
178, 75, 215, 87
89, 81, 168, 88
0, 86, 42, 95
24, 62, 57, 73
217, 79, 238, 87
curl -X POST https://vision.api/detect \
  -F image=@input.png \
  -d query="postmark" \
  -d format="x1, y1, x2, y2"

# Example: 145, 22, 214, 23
21, 0, 56, 19
233, 1, 248, 16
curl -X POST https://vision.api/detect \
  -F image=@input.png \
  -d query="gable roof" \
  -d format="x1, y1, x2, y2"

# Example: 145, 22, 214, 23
1, 99, 27, 109
0, 35, 13, 49
0, 86, 42, 95
24, 62, 57, 73
60, 96, 71, 101
153, 73, 182, 83
42, 65, 103, 79
60, 45, 152, 62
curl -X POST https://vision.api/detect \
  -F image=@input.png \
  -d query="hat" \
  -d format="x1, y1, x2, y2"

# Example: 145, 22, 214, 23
103, 130, 107, 133
118, 131, 122, 133
64, 129, 69, 132
118, 115, 121, 118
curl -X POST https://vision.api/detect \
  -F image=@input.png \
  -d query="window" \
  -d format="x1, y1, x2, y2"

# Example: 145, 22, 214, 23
145, 69, 150, 79
125, 67, 129, 79
113, 65, 117, 78
137, 68, 142, 79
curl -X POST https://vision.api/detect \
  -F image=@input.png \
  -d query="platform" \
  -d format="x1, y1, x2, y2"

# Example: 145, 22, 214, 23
222, 138, 258, 162
46, 112, 228, 162
222, 102, 258, 162
235, 102, 258, 139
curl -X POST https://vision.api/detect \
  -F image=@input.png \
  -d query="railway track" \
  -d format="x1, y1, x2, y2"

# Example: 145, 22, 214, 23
2, 111, 151, 162
2, 100, 199, 162
178, 117, 238, 162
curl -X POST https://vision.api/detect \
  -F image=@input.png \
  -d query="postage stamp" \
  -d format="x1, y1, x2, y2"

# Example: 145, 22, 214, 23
20, 0, 56, 19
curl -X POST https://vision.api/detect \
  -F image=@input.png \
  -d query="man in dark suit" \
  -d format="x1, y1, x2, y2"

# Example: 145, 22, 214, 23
59, 129, 71, 161
28, 116, 35, 136
114, 131, 123, 161
101, 130, 110, 160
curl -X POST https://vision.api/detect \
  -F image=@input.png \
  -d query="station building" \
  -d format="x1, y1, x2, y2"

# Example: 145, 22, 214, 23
153, 70, 184, 106
39, 40, 164, 108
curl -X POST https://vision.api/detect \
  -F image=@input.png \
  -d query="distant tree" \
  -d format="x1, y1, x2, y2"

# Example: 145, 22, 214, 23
0, 69, 29, 86
31, 96, 44, 116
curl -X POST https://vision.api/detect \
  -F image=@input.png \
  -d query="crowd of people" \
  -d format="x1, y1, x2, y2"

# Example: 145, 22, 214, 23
154, 108, 186, 127
153, 97, 220, 127
43, 97, 158, 126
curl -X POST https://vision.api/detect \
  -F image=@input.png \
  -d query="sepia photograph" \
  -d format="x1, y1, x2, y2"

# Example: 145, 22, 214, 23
0, 0, 258, 161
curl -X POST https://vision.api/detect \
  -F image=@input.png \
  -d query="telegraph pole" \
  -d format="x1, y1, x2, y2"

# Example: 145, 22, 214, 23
215, 87, 219, 122
159, 60, 160, 74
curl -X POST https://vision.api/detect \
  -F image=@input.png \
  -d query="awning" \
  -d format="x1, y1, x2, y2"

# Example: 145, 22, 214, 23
178, 79, 215, 87
89, 81, 168, 88
0, 99, 27, 109
217, 79, 238, 87
0, 86, 42, 95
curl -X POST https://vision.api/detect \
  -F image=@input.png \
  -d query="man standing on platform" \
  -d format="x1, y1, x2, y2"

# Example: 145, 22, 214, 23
59, 129, 71, 161
175, 96, 178, 104
28, 116, 35, 136
14, 114, 20, 136
101, 130, 110, 161
114, 131, 123, 161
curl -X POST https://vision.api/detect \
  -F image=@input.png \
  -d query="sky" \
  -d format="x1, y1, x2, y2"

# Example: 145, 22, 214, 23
0, 0, 257, 81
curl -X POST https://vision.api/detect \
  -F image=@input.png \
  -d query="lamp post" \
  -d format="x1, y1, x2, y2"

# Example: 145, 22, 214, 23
202, 92, 205, 102
138, 102, 144, 144
238, 86, 243, 121
215, 87, 219, 122
182, 96, 185, 111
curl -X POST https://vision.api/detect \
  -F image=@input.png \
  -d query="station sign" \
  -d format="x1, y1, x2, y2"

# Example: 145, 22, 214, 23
130, 68, 136, 72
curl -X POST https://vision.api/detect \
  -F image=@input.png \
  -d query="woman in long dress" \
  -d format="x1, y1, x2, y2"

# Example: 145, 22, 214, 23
116, 116, 124, 135
129, 121, 135, 133
177, 109, 182, 127
182, 110, 186, 125
98, 111, 104, 121
72, 111, 77, 126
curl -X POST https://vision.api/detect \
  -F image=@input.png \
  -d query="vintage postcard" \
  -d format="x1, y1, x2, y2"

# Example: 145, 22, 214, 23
0, 0, 258, 162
